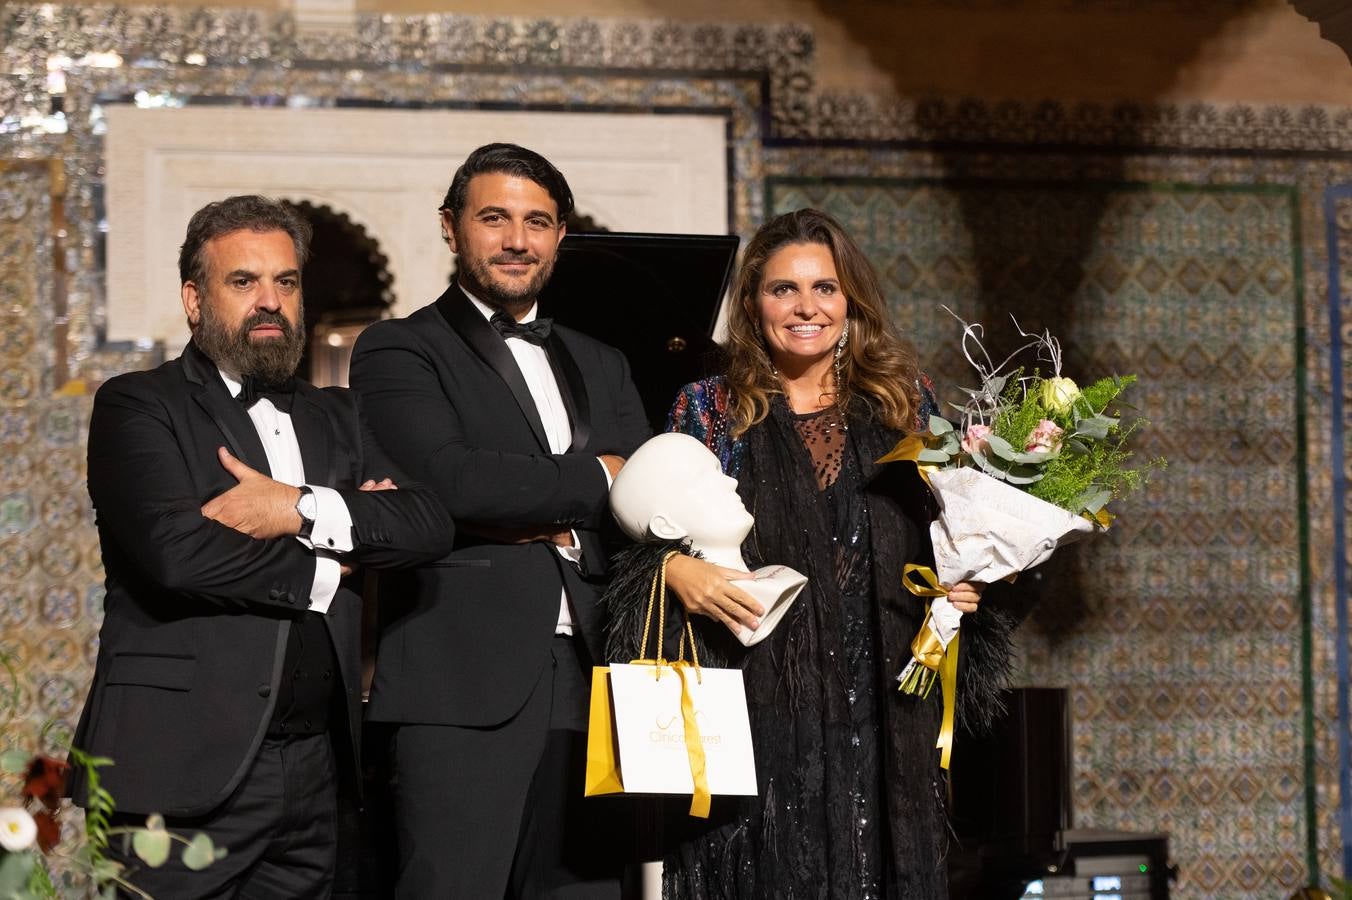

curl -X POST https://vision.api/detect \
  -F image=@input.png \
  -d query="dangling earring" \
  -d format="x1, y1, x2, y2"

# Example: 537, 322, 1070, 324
833, 320, 849, 383
834, 320, 850, 429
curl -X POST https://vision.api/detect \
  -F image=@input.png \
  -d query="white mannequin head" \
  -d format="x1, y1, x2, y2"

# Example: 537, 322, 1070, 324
609, 433, 754, 567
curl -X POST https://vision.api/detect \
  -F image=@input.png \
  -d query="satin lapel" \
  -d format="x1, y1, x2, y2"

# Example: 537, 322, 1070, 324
289, 390, 335, 486
543, 332, 592, 453
435, 287, 550, 452
183, 343, 273, 477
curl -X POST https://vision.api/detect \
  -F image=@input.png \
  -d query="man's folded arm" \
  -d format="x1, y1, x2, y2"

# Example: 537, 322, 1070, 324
88, 382, 317, 610
349, 332, 609, 529
332, 402, 457, 568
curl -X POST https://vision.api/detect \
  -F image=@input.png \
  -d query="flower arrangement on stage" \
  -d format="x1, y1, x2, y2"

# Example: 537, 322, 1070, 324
0, 658, 225, 898
880, 311, 1163, 767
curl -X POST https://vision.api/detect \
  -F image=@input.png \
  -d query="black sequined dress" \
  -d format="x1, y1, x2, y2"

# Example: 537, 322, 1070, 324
663, 396, 945, 900
801, 405, 887, 898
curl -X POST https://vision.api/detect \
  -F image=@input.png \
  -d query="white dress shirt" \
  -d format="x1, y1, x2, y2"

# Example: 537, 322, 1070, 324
218, 369, 355, 615
466, 291, 612, 635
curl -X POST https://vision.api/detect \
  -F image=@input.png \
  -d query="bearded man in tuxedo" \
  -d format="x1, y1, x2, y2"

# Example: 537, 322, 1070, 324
349, 143, 651, 898
72, 195, 454, 898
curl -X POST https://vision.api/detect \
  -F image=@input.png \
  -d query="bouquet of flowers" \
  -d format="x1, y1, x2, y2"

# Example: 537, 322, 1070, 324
881, 311, 1162, 767
0, 655, 225, 898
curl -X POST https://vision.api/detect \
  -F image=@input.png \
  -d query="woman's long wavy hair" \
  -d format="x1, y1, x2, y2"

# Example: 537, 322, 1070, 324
724, 208, 922, 437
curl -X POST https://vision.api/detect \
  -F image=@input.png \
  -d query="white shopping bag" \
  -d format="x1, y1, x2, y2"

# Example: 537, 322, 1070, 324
585, 551, 758, 816
605, 662, 758, 801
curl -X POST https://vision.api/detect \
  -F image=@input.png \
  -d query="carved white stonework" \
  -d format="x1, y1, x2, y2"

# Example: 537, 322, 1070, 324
104, 105, 729, 349
292, 0, 356, 36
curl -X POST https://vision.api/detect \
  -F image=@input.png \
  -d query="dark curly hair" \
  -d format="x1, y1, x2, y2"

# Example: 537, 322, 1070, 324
178, 195, 312, 287
439, 143, 574, 232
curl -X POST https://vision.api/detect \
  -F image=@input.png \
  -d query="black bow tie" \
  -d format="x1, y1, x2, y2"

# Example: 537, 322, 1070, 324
237, 375, 296, 413
490, 310, 552, 345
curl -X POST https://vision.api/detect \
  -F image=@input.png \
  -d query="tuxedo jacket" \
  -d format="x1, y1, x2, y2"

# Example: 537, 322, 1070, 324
348, 285, 651, 728
71, 341, 454, 817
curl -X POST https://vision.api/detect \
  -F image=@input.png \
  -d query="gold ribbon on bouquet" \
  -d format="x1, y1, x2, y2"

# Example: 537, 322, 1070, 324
876, 433, 934, 485
628, 551, 711, 818
901, 563, 960, 771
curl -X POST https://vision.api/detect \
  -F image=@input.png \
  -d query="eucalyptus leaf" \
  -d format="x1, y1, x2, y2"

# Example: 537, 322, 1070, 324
182, 833, 221, 871
0, 850, 36, 895
939, 432, 961, 453
1002, 465, 1046, 485
1064, 438, 1090, 455
1073, 488, 1112, 514
132, 827, 171, 868
1009, 448, 1057, 465
928, 416, 954, 436
968, 449, 1008, 480
88, 856, 123, 885
0, 748, 29, 774
1073, 415, 1118, 441
917, 448, 952, 463
984, 434, 1018, 461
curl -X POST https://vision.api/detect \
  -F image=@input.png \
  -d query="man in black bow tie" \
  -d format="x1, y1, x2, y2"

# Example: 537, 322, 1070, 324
71, 195, 454, 898
350, 144, 650, 898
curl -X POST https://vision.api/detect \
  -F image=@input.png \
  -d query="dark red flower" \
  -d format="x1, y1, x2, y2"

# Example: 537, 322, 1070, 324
33, 809, 60, 854
23, 756, 69, 811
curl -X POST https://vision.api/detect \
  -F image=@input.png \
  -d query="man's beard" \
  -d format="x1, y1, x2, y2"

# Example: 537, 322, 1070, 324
193, 295, 306, 384
458, 248, 557, 312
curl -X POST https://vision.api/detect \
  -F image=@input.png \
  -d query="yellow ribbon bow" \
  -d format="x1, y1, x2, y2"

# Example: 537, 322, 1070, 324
901, 563, 961, 771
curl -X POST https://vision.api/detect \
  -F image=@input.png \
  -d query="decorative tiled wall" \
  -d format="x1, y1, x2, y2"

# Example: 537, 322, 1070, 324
3, 6, 1352, 897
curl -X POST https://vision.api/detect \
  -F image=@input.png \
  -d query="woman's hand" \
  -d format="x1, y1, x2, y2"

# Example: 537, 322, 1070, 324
947, 581, 984, 614
664, 555, 763, 636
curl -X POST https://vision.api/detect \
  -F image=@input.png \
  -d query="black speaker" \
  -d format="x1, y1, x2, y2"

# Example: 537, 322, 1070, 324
950, 687, 1073, 854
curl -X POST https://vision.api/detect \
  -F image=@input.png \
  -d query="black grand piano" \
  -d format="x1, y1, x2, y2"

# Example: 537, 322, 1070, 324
539, 230, 740, 430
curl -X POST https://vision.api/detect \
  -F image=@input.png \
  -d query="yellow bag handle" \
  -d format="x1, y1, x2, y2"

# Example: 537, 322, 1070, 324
630, 549, 711, 816
635, 550, 701, 679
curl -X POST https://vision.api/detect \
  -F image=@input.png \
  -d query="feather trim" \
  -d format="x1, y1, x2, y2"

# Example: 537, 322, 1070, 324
601, 540, 738, 668
955, 599, 1017, 736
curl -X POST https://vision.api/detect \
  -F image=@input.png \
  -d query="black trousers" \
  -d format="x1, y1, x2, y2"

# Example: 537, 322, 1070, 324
108, 733, 338, 899
389, 635, 624, 899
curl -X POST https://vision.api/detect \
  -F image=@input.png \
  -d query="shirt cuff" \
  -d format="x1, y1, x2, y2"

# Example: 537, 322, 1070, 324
308, 553, 340, 615
597, 457, 614, 489
297, 485, 354, 553
556, 530, 583, 564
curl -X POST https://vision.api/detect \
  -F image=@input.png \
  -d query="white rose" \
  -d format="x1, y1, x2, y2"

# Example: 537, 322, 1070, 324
0, 807, 37, 851
1039, 376, 1081, 414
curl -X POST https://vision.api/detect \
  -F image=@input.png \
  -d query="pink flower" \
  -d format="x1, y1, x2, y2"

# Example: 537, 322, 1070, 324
961, 424, 992, 455
1026, 419, 1064, 453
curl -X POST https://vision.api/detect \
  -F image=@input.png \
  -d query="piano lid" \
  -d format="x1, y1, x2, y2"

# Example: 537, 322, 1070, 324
538, 231, 740, 431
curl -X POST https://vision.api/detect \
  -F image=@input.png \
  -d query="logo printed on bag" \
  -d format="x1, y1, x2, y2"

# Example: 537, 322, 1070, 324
652, 711, 721, 745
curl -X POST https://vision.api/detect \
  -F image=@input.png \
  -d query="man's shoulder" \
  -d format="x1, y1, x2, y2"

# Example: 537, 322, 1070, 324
93, 354, 186, 404
299, 379, 356, 408
353, 301, 449, 351
551, 323, 629, 365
